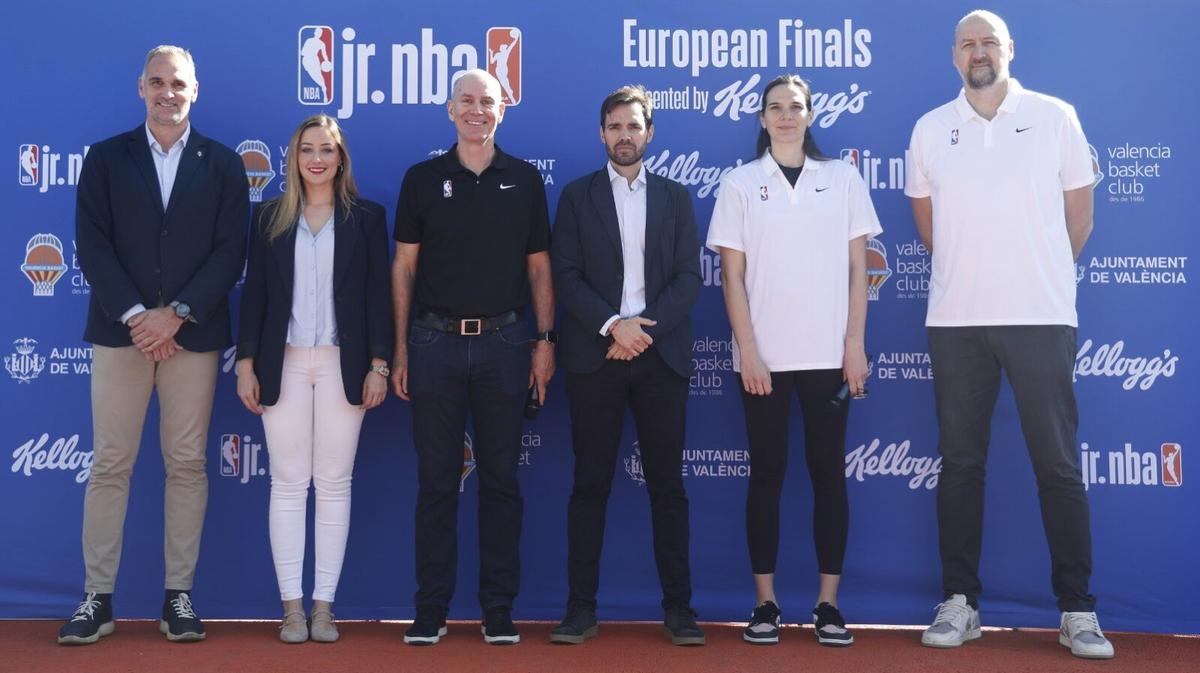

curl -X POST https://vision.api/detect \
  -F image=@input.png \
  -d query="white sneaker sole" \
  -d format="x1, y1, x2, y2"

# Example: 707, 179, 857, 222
742, 631, 779, 645
1059, 633, 1115, 659
158, 620, 206, 642
481, 626, 520, 645
816, 631, 855, 647
404, 625, 448, 645
921, 627, 981, 648
57, 620, 114, 645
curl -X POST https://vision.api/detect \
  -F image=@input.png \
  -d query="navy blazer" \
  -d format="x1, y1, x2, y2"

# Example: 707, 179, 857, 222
551, 168, 701, 378
236, 199, 394, 407
75, 125, 249, 351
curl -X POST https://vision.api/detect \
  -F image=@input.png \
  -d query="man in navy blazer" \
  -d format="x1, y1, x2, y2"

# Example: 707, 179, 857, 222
59, 45, 248, 646
549, 85, 703, 646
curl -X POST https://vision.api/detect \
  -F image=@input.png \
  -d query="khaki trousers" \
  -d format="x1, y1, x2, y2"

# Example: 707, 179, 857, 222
82, 345, 219, 593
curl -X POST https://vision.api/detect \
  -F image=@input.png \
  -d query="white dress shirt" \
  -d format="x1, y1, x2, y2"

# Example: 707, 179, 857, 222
600, 162, 648, 336
287, 211, 339, 347
120, 123, 193, 324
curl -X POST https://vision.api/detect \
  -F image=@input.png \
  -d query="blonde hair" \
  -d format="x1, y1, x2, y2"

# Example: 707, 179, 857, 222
264, 115, 359, 241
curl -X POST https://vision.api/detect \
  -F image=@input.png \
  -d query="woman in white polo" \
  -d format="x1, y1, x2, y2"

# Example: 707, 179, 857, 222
707, 74, 881, 647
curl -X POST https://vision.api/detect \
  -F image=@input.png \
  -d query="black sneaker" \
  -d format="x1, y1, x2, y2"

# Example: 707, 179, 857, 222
663, 606, 706, 646
159, 590, 206, 642
742, 600, 781, 645
404, 606, 448, 645
813, 602, 854, 646
549, 603, 598, 644
57, 592, 114, 645
481, 606, 520, 645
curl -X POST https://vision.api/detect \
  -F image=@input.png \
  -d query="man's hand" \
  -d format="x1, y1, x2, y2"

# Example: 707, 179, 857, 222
610, 317, 656, 355
606, 342, 637, 361
129, 307, 184, 353
391, 345, 410, 400
530, 341, 555, 404
144, 337, 182, 363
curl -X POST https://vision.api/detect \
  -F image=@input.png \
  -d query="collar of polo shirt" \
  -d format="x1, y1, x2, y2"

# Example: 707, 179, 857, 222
760, 149, 824, 178
441, 143, 511, 174
953, 78, 1026, 122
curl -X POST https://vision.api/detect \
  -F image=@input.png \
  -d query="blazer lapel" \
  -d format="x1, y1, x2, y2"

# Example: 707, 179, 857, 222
127, 127, 165, 218
643, 174, 667, 284
588, 170, 624, 262
275, 221, 298, 299
332, 202, 355, 293
164, 131, 208, 218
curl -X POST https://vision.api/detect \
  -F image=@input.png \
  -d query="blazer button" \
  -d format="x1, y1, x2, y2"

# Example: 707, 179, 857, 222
161, 230, 168, 237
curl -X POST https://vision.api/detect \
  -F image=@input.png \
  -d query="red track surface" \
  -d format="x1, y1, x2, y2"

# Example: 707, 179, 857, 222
2, 620, 1196, 673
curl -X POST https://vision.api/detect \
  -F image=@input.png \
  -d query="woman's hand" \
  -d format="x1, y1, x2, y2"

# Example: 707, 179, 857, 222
740, 351, 773, 396
362, 362, 388, 410
842, 344, 869, 397
235, 359, 264, 415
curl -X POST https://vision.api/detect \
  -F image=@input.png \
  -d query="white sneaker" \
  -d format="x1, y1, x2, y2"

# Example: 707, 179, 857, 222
921, 594, 981, 648
1059, 611, 1114, 659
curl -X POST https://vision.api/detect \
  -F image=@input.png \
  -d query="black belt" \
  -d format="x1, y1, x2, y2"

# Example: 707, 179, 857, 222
416, 310, 520, 336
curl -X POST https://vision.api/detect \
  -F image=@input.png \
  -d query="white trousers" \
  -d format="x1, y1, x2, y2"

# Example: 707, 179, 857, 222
261, 346, 364, 602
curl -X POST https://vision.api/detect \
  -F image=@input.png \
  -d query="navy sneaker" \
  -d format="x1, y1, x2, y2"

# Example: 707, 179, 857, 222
743, 600, 781, 645
404, 606, 448, 645
549, 603, 598, 644
159, 590, 206, 642
813, 602, 854, 646
481, 606, 520, 645
663, 606, 706, 646
57, 592, 114, 645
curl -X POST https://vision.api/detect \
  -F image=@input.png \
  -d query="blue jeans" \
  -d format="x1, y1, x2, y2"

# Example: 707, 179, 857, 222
407, 319, 531, 611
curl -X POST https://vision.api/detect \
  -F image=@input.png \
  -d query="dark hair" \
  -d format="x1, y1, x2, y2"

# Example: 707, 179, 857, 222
755, 75, 825, 160
599, 85, 654, 129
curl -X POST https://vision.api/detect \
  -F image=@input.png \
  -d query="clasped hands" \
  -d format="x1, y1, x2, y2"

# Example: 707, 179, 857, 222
128, 307, 184, 362
606, 317, 657, 361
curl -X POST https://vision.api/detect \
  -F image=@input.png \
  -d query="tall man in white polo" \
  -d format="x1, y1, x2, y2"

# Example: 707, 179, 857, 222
905, 10, 1113, 659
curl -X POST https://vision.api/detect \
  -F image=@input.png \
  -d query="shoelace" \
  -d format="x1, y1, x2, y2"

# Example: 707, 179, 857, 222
71, 593, 101, 622
170, 593, 197, 619
932, 600, 972, 629
751, 603, 780, 624
1065, 612, 1103, 636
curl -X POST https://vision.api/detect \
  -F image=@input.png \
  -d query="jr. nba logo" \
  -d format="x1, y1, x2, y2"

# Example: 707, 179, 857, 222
298, 26, 335, 105
487, 27, 522, 106
1161, 443, 1182, 487
19, 145, 38, 186
840, 148, 860, 168
220, 434, 241, 477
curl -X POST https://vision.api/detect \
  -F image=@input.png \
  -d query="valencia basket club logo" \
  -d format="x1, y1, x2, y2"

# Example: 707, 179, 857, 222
19, 144, 39, 186
299, 26, 335, 105
487, 27, 522, 106
865, 238, 892, 301
236, 140, 276, 202
21, 233, 68, 297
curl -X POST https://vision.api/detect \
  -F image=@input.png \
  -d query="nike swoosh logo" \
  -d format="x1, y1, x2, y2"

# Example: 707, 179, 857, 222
500, 184, 516, 190
815, 187, 829, 192
1016, 127, 1032, 133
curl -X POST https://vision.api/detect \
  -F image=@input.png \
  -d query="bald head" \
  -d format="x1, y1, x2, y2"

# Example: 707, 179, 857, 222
955, 10, 1011, 44
952, 9, 1014, 90
451, 68, 501, 100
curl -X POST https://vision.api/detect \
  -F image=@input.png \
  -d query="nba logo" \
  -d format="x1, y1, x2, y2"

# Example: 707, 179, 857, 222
443, 179, 453, 199
487, 27, 522, 106
298, 26, 335, 105
19, 145, 38, 186
1161, 443, 1182, 487
220, 434, 241, 477
840, 148, 860, 168
950, 129, 959, 146
759, 185, 768, 201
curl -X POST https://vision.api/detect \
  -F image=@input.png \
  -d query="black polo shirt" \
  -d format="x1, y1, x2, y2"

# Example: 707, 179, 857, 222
395, 144, 550, 317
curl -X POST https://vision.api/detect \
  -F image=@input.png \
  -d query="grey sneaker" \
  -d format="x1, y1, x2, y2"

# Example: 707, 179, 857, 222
1059, 611, 1114, 659
310, 609, 339, 643
921, 594, 981, 648
278, 610, 308, 644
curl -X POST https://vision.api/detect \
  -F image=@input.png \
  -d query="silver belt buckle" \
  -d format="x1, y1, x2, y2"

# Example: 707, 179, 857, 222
460, 318, 483, 336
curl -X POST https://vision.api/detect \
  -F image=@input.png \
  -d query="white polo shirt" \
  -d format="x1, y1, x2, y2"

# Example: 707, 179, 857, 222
707, 151, 882, 372
905, 79, 1094, 327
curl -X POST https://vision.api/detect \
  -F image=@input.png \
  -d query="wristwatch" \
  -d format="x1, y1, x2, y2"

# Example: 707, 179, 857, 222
169, 301, 195, 323
370, 363, 391, 377
535, 330, 558, 345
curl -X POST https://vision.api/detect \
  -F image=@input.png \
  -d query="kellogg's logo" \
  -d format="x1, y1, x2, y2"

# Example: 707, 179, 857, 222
11, 433, 92, 484
486, 27, 522, 106
298, 26, 335, 105
845, 438, 940, 490
21, 233, 68, 297
236, 140, 276, 202
1073, 339, 1178, 391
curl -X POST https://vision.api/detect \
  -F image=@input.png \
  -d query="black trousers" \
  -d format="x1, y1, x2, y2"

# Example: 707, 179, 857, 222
407, 321, 531, 611
740, 369, 849, 575
928, 325, 1095, 612
564, 349, 693, 610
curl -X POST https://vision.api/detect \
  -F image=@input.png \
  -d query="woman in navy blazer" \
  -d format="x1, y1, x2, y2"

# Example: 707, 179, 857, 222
235, 114, 393, 643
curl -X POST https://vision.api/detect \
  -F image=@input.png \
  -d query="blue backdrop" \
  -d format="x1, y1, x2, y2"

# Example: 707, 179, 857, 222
4, 0, 1197, 634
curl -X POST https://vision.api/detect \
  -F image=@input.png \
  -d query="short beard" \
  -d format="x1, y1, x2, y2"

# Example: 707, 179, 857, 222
607, 143, 645, 167
966, 65, 998, 89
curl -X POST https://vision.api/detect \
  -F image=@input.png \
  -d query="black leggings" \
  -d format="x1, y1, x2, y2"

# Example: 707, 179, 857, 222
740, 369, 849, 575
